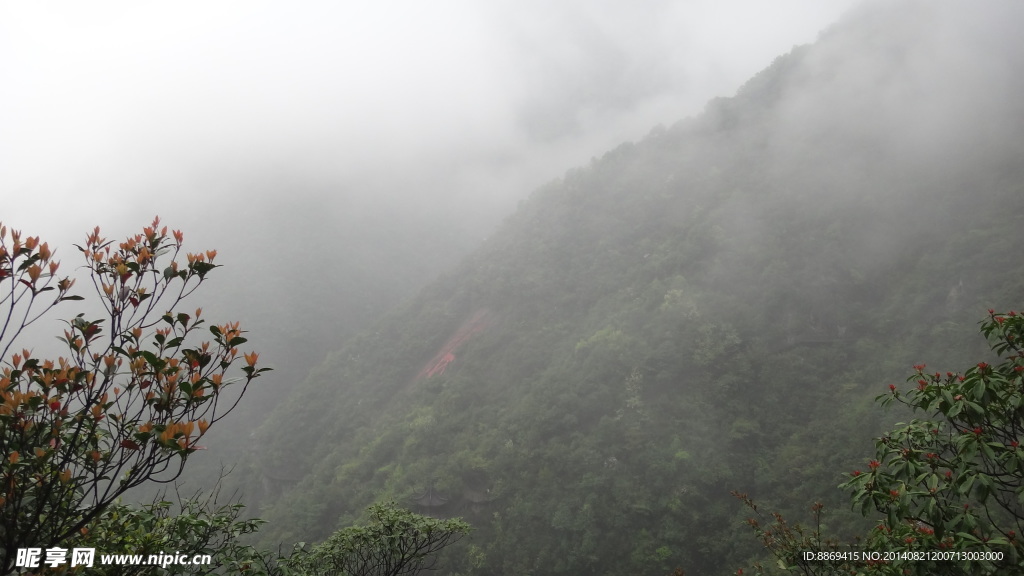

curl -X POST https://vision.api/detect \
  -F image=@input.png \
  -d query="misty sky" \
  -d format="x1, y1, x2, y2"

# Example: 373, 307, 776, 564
1, 0, 859, 251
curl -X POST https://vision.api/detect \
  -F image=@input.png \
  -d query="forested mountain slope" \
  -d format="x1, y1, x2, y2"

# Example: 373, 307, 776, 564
247, 2, 1024, 573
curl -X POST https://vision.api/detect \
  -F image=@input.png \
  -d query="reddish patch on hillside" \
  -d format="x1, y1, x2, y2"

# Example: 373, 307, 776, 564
417, 309, 492, 380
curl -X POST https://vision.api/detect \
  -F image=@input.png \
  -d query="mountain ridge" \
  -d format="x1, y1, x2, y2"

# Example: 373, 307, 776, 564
247, 2, 1024, 573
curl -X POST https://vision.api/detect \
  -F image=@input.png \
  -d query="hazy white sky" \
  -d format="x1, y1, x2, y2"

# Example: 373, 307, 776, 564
1, 0, 859, 249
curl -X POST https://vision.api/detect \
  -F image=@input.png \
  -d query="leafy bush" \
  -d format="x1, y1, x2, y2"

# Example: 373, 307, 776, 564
0, 218, 268, 573
73, 484, 269, 576
288, 502, 470, 576
741, 309, 1024, 575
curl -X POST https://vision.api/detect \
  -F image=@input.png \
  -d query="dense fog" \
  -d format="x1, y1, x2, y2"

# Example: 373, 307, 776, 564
3, 1, 856, 244
0, 0, 858, 445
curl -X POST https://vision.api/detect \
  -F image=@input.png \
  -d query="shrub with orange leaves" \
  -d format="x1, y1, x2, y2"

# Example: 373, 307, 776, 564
0, 218, 269, 574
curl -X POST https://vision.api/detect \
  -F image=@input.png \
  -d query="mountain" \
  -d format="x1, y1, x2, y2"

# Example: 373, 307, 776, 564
244, 2, 1024, 574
